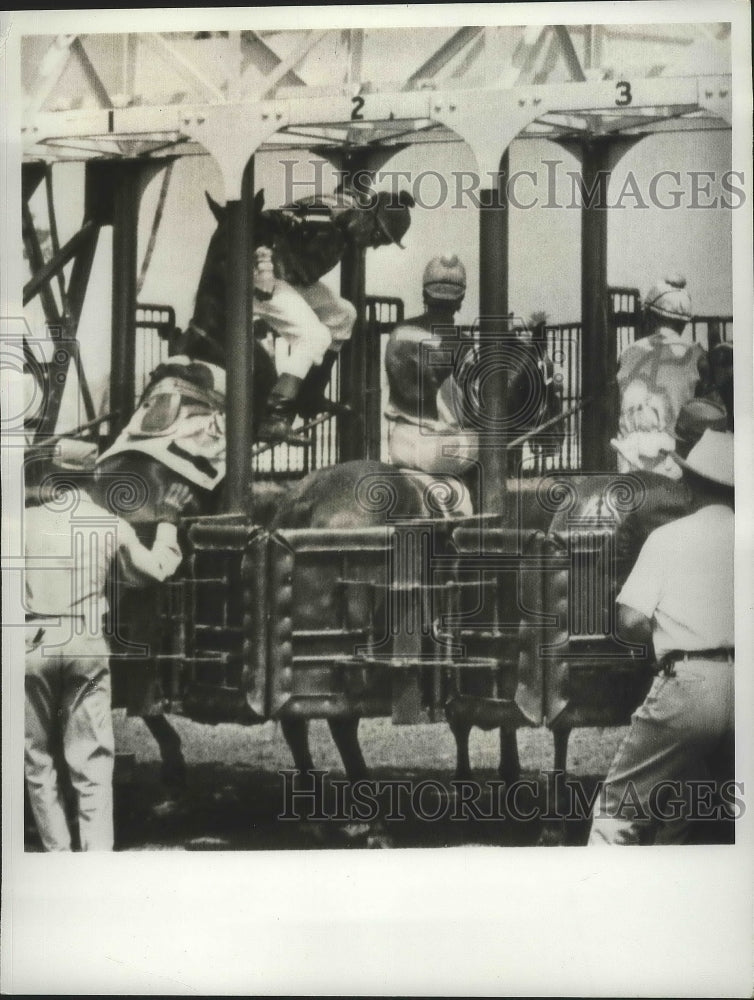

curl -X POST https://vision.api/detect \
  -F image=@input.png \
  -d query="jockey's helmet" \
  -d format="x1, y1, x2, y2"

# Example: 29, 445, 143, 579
643, 273, 692, 322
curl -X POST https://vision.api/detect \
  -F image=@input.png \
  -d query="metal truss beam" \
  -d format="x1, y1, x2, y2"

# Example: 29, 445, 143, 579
240, 31, 306, 89
140, 33, 226, 103
254, 29, 328, 101
23, 219, 97, 306
22, 198, 62, 326
70, 37, 111, 108
24, 74, 731, 195
552, 26, 586, 82
25, 34, 77, 116
403, 26, 484, 90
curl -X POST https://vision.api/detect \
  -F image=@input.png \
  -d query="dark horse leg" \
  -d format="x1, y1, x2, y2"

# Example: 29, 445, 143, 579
445, 702, 473, 780
537, 725, 572, 846
328, 717, 395, 848
498, 728, 521, 784
280, 716, 382, 844
328, 717, 369, 782
142, 714, 187, 793
553, 725, 570, 775
280, 717, 315, 774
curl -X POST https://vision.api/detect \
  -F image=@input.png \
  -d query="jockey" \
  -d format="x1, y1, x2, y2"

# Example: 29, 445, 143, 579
254, 188, 415, 443
384, 254, 479, 476
96, 357, 228, 492
611, 273, 708, 478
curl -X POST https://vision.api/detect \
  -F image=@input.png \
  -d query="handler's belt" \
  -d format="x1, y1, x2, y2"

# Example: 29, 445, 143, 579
659, 647, 734, 676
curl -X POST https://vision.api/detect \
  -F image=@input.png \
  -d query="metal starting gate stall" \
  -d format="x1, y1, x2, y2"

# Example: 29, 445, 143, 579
20, 26, 734, 758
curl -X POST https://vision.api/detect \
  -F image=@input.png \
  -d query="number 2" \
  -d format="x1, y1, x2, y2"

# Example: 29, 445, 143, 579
351, 95, 365, 121
615, 81, 632, 107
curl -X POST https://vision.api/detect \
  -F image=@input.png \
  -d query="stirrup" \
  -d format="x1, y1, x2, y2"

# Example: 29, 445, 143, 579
298, 398, 353, 420
322, 400, 353, 419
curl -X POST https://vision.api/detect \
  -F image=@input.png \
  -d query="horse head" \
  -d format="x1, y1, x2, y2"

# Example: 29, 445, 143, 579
170, 190, 269, 368
164, 189, 276, 430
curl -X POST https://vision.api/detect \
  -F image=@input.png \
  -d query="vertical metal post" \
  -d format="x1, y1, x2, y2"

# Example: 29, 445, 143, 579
338, 240, 366, 463
580, 139, 613, 471
225, 158, 256, 515
477, 150, 510, 518
109, 164, 141, 439
325, 146, 405, 464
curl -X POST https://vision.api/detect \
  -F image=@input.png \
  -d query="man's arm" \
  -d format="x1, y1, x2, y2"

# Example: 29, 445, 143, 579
617, 603, 654, 651
615, 523, 666, 659
119, 521, 182, 584
116, 482, 189, 584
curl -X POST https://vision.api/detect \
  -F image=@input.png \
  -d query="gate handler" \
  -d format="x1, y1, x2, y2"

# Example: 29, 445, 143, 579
24, 469, 186, 851
589, 429, 734, 845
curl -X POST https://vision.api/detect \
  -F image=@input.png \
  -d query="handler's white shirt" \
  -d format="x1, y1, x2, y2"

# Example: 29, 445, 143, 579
617, 503, 734, 658
24, 491, 182, 620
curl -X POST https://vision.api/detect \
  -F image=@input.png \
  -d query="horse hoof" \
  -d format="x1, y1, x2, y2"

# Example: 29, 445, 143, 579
367, 831, 394, 849
150, 796, 187, 820
536, 823, 566, 847
159, 761, 187, 793
298, 821, 332, 845
498, 772, 521, 786
341, 822, 372, 841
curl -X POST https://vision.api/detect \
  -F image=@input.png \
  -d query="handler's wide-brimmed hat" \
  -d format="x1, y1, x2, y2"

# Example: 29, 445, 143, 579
671, 429, 734, 486
643, 273, 692, 322
673, 397, 728, 444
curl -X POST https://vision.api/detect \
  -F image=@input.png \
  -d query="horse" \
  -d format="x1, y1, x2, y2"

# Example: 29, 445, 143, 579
96, 191, 276, 796
96, 188, 566, 818
93, 192, 436, 801
440, 467, 695, 846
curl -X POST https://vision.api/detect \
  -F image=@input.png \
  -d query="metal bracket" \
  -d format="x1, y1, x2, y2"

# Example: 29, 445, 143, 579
179, 103, 290, 199
430, 90, 543, 177
697, 75, 732, 125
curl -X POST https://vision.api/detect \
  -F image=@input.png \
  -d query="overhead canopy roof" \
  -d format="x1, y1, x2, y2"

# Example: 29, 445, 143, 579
22, 25, 732, 167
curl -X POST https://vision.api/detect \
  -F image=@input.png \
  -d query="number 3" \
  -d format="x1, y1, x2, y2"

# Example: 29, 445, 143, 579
351, 96, 365, 121
615, 81, 632, 107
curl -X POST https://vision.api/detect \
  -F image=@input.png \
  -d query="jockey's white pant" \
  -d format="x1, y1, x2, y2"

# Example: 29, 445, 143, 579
254, 279, 357, 380
25, 622, 114, 851
387, 417, 479, 477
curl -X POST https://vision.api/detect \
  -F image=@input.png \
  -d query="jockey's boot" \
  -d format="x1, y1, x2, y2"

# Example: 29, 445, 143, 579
257, 374, 312, 446
296, 350, 353, 420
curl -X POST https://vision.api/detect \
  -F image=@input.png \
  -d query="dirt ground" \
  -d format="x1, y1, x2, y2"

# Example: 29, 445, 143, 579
111, 715, 627, 850
24, 712, 735, 851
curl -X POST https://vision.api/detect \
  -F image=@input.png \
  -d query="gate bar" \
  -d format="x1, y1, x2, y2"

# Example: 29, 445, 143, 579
225, 157, 256, 514
110, 164, 141, 440
477, 149, 510, 518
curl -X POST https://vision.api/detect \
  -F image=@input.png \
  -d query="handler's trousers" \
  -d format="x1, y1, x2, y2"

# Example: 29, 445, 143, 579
588, 658, 734, 845
255, 279, 357, 379
25, 621, 114, 851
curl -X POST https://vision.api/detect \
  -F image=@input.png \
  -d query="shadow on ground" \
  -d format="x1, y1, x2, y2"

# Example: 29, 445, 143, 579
105, 763, 734, 851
